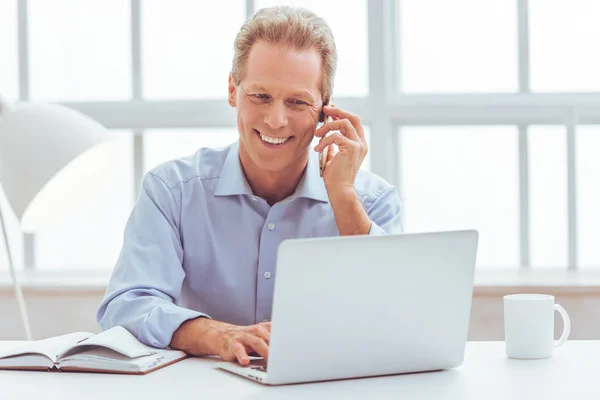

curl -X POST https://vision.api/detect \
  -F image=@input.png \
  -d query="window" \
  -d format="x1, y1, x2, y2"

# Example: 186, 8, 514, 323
34, 133, 135, 269
400, 0, 518, 93
142, 0, 246, 99
529, 0, 600, 92
143, 129, 240, 173
399, 126, 520, 267
255, 0, 369, 97
5, 1, 600, 274
577, 126, 600, 268
0, 0, 19, 102
28, 0, 131, 101
0, 0, 21, 270
528, 126, 568, 268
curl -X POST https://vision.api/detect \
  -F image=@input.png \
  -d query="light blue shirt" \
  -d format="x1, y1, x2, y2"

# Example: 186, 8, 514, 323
97, 141, 403, 348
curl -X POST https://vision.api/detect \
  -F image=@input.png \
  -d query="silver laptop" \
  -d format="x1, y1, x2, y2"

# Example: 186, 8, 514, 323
217, 230, 478, 385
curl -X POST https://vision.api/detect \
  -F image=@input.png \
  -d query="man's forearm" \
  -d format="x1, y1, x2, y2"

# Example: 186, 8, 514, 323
327, 186, 372, 236
170, 317, 224, 356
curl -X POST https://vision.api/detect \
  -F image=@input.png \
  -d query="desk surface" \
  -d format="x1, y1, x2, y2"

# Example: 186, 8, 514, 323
0, 341, 597, 399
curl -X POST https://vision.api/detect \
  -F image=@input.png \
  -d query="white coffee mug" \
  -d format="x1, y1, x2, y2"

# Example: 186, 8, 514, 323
503, 294, 571, 359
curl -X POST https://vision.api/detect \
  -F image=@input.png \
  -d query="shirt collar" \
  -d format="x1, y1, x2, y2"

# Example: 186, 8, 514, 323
214, 141, 329, 203
293, 147, 329, 203
214, 141, 254, 197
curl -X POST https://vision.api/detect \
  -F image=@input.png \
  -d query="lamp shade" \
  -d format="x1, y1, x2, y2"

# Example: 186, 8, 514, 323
0, 99, 117, 231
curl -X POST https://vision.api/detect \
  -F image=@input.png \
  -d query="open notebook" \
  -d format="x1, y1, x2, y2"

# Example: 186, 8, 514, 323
0, 326, 187, 375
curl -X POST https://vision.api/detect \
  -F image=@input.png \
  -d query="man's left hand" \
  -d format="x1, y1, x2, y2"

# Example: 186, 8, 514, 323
313, 105, 368, 193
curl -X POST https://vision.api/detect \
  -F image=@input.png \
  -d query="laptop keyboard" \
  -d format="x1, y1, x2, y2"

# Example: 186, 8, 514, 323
249, 359, 267, 373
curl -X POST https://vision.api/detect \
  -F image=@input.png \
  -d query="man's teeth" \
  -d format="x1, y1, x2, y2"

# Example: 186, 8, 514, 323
259, 132, 289, 145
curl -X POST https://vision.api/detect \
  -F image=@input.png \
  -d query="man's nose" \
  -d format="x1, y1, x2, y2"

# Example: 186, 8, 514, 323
264, 103, 288, 130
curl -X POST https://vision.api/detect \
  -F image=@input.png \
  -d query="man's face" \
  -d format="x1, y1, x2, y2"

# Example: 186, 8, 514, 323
229, 41, 323, 173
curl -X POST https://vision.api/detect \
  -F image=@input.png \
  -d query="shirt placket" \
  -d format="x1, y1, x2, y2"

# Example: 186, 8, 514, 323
255, 203, 283, 324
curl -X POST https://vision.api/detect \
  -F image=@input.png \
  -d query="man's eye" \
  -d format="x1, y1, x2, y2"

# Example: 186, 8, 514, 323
253, 94, 268, 99
292, 99, 306, 105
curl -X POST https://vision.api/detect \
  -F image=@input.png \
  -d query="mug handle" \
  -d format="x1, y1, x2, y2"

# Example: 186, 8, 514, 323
554, 304, 571, 348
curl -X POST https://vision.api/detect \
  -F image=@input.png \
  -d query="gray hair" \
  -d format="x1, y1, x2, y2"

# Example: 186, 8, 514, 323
231, 5, 337, 104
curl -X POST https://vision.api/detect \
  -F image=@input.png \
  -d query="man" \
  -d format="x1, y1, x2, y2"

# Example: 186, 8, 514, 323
97, 6, 402, 366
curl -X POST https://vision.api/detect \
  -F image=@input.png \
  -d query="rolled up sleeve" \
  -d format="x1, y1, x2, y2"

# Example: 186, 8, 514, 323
367, 187, 403, 235
96, 172, 209, 349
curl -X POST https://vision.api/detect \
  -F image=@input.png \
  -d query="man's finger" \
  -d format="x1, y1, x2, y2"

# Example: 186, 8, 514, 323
244, 335, 270, 360
232, 342, 250, 365
322, 105, 365, 142
255, 328, 271, 345
314, 132, 351, 152
314, 119, 360, 142
249, 324, 271, 344
323, 105, 359, 124
329, 104, 340, 121
260, 321, 272, 331
326, 144, 336, 163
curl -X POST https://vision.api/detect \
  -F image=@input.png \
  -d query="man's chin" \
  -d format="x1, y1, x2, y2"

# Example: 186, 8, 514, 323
252, 157, 290, 172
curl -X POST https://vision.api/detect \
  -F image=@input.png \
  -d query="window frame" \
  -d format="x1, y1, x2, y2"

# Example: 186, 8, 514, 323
9, 0, 600, 270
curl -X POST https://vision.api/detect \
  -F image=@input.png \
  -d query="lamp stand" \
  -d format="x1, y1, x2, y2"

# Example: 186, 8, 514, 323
0, 200, 32, 340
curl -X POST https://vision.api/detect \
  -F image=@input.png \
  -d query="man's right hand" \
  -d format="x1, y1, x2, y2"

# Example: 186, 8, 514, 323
170, 318, 271, 366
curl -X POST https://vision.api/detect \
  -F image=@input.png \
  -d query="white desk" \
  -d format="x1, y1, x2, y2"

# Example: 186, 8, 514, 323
0, 341, 598, 399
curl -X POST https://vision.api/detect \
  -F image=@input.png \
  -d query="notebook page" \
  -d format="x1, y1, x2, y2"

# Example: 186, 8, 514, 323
0, 354, 54, 369
0, 332, 93, 363
58, 347, 186, 373
58, 326, 159, 360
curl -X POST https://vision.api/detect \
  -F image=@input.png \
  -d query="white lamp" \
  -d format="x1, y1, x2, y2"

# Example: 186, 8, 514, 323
0, 96, 117, 340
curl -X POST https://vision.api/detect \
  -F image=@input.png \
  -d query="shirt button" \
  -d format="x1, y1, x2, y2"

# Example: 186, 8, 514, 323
264, 271, 272, 279
252, 197, 258, 201
268, 223, 275, 230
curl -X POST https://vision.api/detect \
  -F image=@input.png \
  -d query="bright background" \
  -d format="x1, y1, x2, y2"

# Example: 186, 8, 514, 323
1, 0, 600, 273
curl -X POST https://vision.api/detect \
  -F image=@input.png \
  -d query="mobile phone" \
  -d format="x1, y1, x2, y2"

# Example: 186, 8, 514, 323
319, 98, 330, 177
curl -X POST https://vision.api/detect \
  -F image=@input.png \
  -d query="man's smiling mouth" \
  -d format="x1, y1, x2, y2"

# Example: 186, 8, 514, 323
254, 129, 292, 145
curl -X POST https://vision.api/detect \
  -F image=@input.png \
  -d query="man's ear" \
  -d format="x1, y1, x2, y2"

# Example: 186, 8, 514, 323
228, 73, 237, 107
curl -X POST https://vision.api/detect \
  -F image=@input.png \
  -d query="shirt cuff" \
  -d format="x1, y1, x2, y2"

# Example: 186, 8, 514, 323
368, 221, 388, 236
139, 304, 211, 349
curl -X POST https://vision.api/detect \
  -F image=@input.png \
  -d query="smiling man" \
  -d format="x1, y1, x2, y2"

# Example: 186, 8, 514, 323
97, 6, 402, 366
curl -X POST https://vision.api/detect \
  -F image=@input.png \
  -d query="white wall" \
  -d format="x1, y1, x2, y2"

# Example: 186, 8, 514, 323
469, 287, 600, 340
1, 287, 599, 341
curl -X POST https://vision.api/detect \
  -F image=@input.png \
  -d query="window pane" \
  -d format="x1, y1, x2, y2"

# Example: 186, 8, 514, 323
528, 126, 568, 268
28, 0, 131, 101
577, 126, 600, 268
255, 0, 368, 97
530, 0, 600, 92
400, 0, 518, 93
144, 129, 239, 173
399, 126, 519, 268
0, 187, 23, 270
0, 0, 19, 102
142, 0, 245, 99
35, 133, 134, 269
